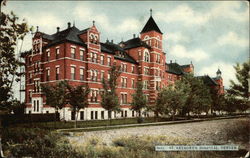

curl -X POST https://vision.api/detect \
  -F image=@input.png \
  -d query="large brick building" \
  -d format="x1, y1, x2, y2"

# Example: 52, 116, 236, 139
24, 12, 223, 121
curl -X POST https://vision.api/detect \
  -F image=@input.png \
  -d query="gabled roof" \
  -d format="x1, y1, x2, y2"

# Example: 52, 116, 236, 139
197, 75, 218, 86
181, 64, 191, 69
121, 37, 150, 50
141, 16, 163, 34
101, 42, 138, 64
166, 63, 184, 75
42, 26, 87, 47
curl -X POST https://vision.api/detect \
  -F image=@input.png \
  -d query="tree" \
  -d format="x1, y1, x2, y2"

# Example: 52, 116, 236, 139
0, 11, 30, 111
41, 81, 68, 125
155, 80, 189, 120
66, 84, 90, 128
100, 65, 121, 125
227, 61, 250, 112
131, 81, 148, 122
180, 74, 212, 117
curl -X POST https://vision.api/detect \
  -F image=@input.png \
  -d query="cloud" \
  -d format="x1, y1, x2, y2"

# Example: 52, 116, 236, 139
170, 45, 209, 62
155, 4, 209, 26
73, 5, 140, 34
21, 12, 64, 34
155, 2, 249, 26
209, 1, 249, 23
216, 32, 249, 47
197, 62, 237, 89
166, 32, 190, 43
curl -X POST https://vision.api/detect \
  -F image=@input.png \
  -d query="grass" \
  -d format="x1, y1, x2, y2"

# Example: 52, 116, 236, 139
69, 135, 246, 158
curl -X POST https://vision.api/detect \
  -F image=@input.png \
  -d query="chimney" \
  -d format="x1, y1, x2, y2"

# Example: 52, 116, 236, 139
170, 60, 172, 63
111, 40, 113, 43
106, 39, 109, 43
133, 34, 136, 38
67, 22, 71, 28
36, 26, 39, 32
56, 27, 60, 33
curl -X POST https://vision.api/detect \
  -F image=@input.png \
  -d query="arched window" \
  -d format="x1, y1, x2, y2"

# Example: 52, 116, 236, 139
144, 49, 150, 62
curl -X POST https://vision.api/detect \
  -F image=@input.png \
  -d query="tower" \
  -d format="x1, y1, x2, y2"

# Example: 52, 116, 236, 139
216, 68, 222, 78
140, 9, 166, 104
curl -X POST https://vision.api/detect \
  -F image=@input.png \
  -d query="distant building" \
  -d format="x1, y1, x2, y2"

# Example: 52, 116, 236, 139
22, 11, 223, 121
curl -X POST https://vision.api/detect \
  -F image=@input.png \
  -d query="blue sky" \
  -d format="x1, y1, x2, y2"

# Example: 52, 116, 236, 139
3, 1, 249, 90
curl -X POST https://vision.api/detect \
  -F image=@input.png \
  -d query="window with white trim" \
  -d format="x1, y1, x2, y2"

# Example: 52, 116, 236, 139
100, 55, 104, 65
71, 67, 75, 80
144, 50, 150, 62
56, 67, 60, 80
71, 47, 76, 59
56, 48, 60, 59
107, 57, 111, 66
80, 68, 84, 81
80, 49, 84, 61
46, 69, 50, 81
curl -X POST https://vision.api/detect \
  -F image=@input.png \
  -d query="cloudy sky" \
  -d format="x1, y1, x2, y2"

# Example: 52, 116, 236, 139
3, 1, 249, 92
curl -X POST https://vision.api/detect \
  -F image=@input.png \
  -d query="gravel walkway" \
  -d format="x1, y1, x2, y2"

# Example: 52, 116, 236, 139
68, 118, 249, 147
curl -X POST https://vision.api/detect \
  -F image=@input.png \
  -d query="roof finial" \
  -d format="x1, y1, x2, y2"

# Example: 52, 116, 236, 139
93, 20, 95, 26
150, 8, 152, 16
36, 26, 39, 32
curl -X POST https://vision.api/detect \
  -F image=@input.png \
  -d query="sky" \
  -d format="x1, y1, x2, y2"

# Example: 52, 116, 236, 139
3, 1, 249, 97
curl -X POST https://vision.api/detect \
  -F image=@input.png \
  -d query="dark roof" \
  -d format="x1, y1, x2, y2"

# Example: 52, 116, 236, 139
101, 42, 138, 64
141, 16, 163, 34
216, 68, 222, 74
166, 63, 184, 75
197, 75, 218, 86
181, 64, 191, 69
122, 37, 150, 50
42, 26, 87, 47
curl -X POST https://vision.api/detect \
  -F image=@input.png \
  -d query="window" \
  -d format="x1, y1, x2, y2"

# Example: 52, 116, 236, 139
107, 57, 111, 66
100, 55, 104, 65
47, 51, 50, 61
80, 50, 84, 61
56, 67, 60, 80
93, 53, 97, 63
121, 94, 127, 104
80, 68, 84, 81
91, 90, 98, 102
91, 111, 94, 120
124, 64, 127, 72
56, 48, 60, 59
121, 111, 124, 117
46, 69, 50, 81
144, 67, 149, 75
101, 111, 104, 119
36, 100, 39, 112
125, 111, 127, 117
107, 72, 110, 80
71, 111, 75, 120
95, 111, 98, 119
28, 91, 32, 103
121, 78, 127, 88
71, 47, 76, 59
144, 81, 149, 89
33, 100, 36, 111
29, 73, 32, 83
132, 111, 135, 117
132, 66, 135, 73
71, 67, 75, 80
34, 80, 40, 93
91, 70, 97, 81
156, 54, 160, 63
132, 79, 135, 88
80, 111, 84, 120
144, 50, 150, 62
101, 71, 104, 81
